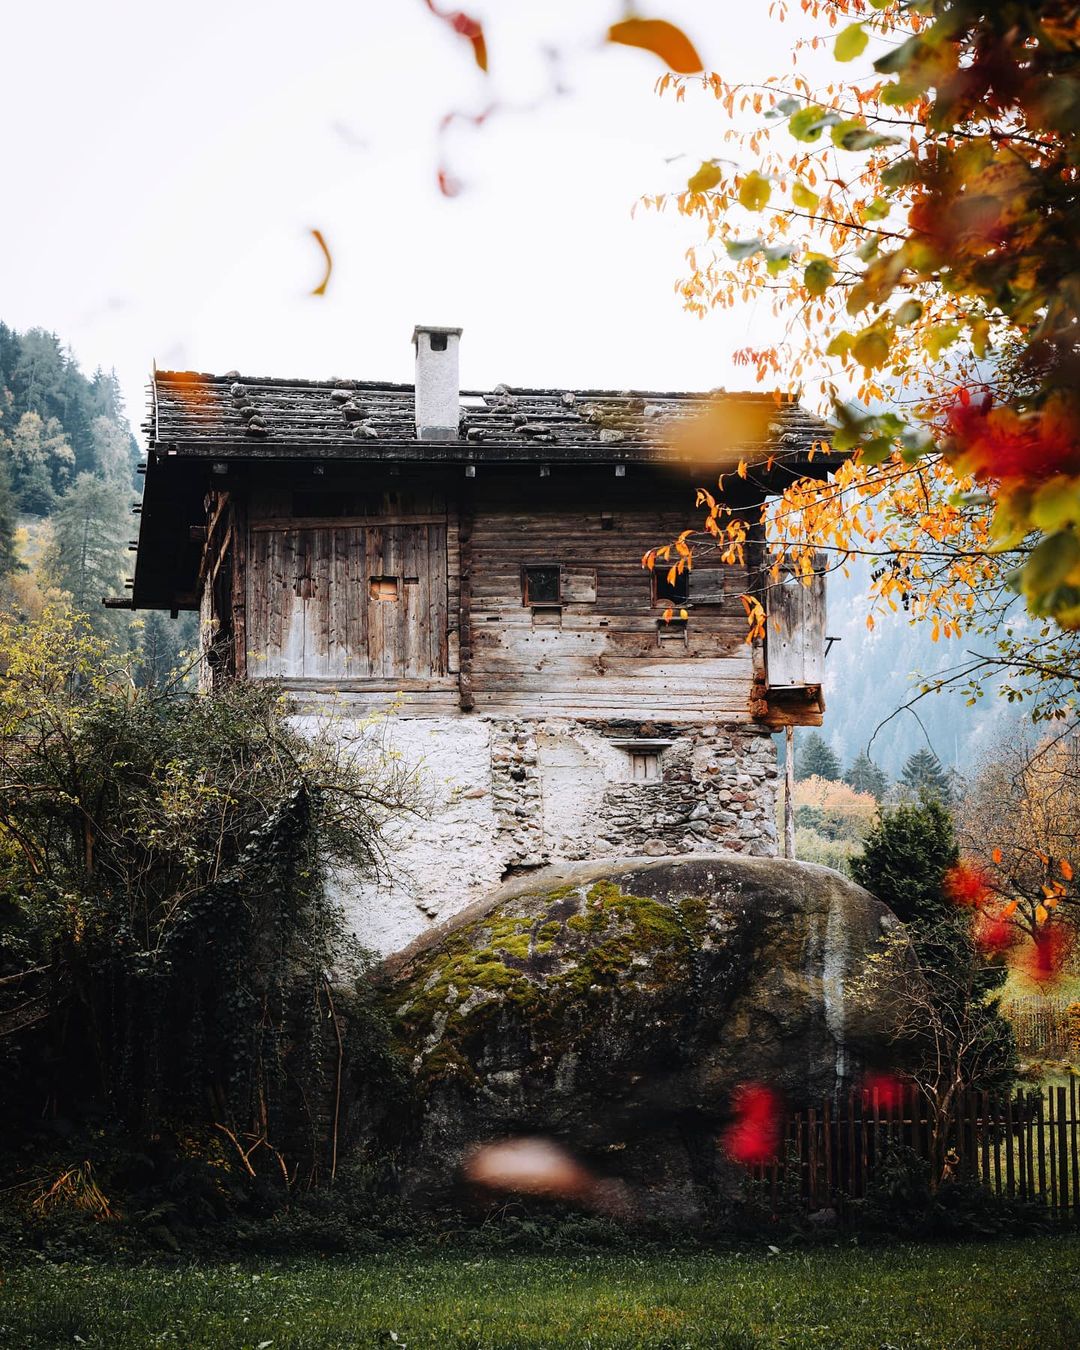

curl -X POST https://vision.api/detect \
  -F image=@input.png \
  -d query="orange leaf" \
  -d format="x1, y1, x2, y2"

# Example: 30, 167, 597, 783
1002, 900, 1018, 917
992, 847, 1003, 864
309, 229, 332, 296
607, 18, 703, 73
1061, 858, 1074, 881
1036, 904, 1049, 924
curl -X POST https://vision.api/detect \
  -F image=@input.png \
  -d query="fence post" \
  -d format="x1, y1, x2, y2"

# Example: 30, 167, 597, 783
1071, 1076, 1079, 1222
1057, 1085, 1069, 1224
1037, 1090, 1048, 1212
1004, 1096, 1015, 1204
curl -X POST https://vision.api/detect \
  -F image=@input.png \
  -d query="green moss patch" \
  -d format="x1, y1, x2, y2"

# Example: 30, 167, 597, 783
391, 880, 713, 1080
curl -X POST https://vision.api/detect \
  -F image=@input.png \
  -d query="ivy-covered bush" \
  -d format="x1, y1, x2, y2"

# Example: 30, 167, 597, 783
0, 605, 417, 1224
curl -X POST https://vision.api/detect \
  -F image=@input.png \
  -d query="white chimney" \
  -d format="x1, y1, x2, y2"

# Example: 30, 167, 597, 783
412, 324, 462, 441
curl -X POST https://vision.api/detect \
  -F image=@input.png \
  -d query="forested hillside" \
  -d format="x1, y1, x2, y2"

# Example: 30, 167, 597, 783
0, 322, 192, 678
812, 558, 1026, 781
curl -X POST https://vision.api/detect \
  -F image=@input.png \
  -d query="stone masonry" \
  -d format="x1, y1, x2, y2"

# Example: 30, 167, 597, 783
332, 712, 780, 954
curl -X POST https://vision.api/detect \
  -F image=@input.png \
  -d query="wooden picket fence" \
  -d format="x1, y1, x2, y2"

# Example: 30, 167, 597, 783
1002, 996, 1075, 1059
746, 1081, 1080, 1223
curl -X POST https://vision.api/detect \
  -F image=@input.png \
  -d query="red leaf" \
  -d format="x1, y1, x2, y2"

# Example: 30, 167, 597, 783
424, 0, 488, 73
722, 1083, 780, 1164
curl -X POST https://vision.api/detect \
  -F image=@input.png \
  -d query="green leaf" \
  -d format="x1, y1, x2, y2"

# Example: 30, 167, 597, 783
894, 299, 923, 326
776, 96, 801, 115
860, 436, 894, 465
846, 129, 902, 151
873, 34, 922, 76
788, 105, 838, 142
791, 180, 819, 212
687, 161, 722, 194
857, 235, 880, 263
724, 237, 763, 261
881, 81, 924, 108
880, 158, 920, 190
803, 258, 834, 296
830, 118, 866, 148
852, 329, 891, 371
835, 23, 868, 62
1022, 531, 1080, 595
764, 244, 793, 276
864, 198, 889, 221
738, 171, 771, 211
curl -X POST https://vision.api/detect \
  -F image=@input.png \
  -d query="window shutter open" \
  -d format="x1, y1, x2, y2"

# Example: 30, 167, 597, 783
765, 554, 826, 689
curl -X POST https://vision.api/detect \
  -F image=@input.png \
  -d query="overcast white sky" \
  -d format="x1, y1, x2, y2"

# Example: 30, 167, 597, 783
1, 1, 833, 428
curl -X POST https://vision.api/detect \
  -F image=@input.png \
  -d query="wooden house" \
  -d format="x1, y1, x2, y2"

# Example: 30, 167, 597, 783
127, 327, 836, 951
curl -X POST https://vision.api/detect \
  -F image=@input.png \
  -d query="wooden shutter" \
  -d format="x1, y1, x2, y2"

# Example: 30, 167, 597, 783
765, 555, 826, 689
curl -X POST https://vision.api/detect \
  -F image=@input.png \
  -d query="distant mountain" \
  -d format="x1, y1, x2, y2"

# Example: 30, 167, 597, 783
812, 558, 1026, 781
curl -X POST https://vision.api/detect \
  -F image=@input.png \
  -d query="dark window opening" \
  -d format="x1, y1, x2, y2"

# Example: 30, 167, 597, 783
430, 333, 448, 352
523, 565, 561, 605
653, 565, 690, 604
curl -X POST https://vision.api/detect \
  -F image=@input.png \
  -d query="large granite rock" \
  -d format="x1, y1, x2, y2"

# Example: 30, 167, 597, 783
376, 854, 909, 1222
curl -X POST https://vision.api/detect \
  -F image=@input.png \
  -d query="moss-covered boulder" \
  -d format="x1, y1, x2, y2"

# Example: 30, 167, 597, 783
377, 854, 909, 1222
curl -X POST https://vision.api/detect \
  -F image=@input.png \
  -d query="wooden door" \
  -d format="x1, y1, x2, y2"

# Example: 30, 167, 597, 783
247, 522, 448, 682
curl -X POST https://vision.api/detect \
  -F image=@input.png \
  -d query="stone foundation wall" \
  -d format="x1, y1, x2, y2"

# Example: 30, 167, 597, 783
322, 713, 779, 954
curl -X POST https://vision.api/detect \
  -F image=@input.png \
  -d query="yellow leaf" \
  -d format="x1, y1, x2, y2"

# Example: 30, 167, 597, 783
853, 329, 891, 371
738, 171, 772, 212
607, 18, 703, 73
834, 22, 868, 62
688, 161, 722, 193
1036, 904, 1049, 924
792, 180, 819, 213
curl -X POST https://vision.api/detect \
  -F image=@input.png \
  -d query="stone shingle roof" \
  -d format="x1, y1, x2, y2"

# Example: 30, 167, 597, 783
147, 371, 834, 463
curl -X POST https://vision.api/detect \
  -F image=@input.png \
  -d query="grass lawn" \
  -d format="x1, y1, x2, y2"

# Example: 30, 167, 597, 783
1, 1236, 1079, 1349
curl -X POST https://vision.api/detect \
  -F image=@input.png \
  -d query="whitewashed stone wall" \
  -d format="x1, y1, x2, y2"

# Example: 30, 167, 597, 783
322, 713, 779, 955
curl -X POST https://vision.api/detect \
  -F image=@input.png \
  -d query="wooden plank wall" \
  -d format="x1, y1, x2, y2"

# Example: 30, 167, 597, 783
235, 476, 758, 720
467, 480, 754, 720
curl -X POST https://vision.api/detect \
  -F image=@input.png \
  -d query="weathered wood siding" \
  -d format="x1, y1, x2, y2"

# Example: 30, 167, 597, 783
246, 522, 450, 682
465, 482, 754, 721
236, 477, 759, 720
765, 558, 827, 689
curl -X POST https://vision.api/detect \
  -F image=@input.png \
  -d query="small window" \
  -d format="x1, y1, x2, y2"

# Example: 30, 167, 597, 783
370, 576, 399, 601
430, 332, 448, 352
653, 565, 690, 605
630, 752, 662, 783
523, 565, 561, 606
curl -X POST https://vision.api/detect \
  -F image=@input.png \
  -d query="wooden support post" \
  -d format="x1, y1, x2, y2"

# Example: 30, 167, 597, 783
784, 726, 795, 859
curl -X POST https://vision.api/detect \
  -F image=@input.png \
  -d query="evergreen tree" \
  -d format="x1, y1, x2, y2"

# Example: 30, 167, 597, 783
796, 731, 841, 781
0, 452, 17, 578
135, 612, 183, 688
851, 801, 1015, 1093
44, 473, 129, 638
844, 751, 888, 801
901, 748, 953, 804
